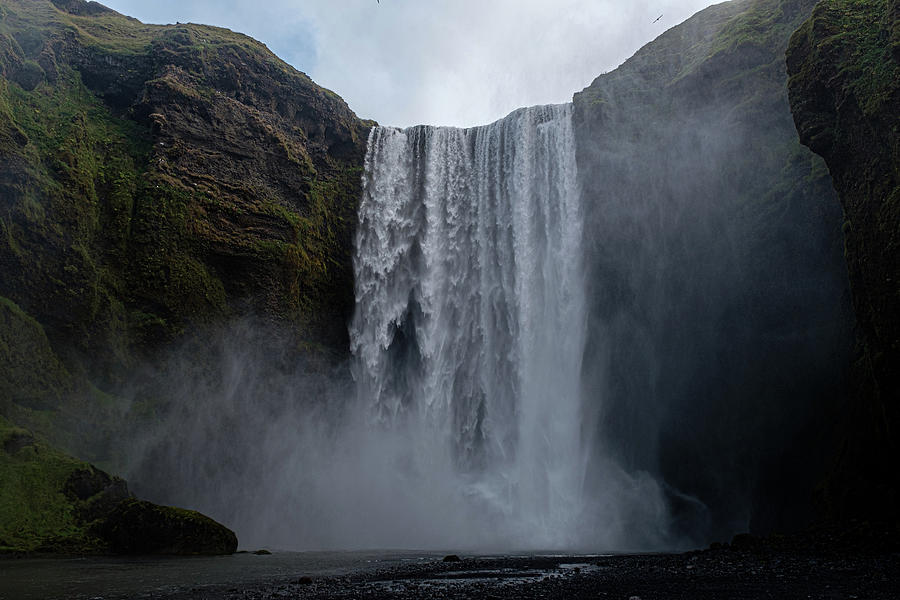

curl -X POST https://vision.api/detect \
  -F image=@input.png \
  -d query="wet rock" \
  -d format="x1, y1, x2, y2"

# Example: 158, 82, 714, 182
297, 576, 313, 585
97, 499, 238, 555
731, 533, 759, 550
442, 554, 462, 562
64, 467, 126, 501
253, 549, 272, 555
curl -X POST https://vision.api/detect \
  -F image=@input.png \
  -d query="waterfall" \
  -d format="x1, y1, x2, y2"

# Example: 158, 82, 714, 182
350, 104, 591, 547
128, 104, 673, 552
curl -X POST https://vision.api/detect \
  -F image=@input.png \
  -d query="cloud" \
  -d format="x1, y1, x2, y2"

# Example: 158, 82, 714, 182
102, 0, 715, 127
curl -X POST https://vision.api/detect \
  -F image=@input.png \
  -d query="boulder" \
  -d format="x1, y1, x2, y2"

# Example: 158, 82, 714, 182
98, 499, 238, 556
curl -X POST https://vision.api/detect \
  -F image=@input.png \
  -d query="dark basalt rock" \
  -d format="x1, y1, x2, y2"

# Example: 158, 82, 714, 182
98, 499, 238, 556
64, 466, 128, 502
0, 0, 372, 420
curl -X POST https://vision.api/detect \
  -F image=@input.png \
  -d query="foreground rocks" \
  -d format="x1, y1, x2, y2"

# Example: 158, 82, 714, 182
129, 541, 900, 600
97, 499, 238, 556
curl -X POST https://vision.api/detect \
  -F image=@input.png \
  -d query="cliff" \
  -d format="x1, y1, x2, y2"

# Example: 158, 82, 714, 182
0, 0, 370, 552
787, 0, 899, 522
573, 0, 853, 541
0, 0, 370, 450
0, 0, 369, 370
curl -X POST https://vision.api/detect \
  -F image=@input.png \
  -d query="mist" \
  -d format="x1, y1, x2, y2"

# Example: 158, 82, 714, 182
120, 317, 671, 552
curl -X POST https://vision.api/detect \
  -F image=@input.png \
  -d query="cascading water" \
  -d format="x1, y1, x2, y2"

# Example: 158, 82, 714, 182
351, 104, 591, 547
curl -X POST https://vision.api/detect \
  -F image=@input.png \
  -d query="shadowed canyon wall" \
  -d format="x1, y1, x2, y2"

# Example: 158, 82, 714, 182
573, 0, 853, 543
787, 0, 900, 523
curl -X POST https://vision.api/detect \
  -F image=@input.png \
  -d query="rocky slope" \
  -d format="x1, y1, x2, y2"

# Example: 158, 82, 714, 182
786, 0, 899, 522
573, 0, 854, 541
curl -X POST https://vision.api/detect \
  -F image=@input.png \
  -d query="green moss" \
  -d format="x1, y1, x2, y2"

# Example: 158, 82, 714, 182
287, 167, 360, 331
0, 51, 151, 367
0, 295, 73, 411
127, 178, 230, 335
791, 0, 900, 115
0, 415, 102, 553
0, 416, 235, 555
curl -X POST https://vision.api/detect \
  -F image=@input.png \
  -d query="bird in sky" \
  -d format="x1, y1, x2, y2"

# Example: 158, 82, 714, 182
653, 14, 663, 23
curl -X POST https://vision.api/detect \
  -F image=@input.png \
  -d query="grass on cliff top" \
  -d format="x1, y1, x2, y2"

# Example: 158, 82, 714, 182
0, 0, 313, 82
678, 0, 820, 83
0, 415, 99, 553
802, 0, 900, 114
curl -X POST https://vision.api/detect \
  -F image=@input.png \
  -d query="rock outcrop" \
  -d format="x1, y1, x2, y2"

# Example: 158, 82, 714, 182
0, 416, 236, 555
98, 499, 238, 555
787, 0, 900, 522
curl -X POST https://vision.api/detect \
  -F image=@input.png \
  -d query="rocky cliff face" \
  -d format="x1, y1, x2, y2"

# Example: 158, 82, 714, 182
573, 0, 853, 541
0, 0, 369, 365
787, 0, 899, 522
0, 0, 370, 454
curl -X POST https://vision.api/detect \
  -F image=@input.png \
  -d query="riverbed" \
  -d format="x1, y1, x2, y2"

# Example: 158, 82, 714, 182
2, 543, 899, 600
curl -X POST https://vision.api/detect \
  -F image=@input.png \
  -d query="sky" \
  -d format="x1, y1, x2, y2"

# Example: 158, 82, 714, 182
99, 0, 718, 128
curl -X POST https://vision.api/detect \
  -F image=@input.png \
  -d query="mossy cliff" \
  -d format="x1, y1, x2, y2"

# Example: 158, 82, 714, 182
0, 0, 369, 443
573, 0, 853, 540
0, 0, 370, 386
787, 0, 900, 522
0, 0, 369, 552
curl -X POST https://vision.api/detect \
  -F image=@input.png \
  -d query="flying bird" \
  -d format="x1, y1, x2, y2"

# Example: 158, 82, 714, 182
653, 14, 663, 23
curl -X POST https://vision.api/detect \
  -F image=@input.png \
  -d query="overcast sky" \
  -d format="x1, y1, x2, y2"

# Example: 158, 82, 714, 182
99, 0, 718, 127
